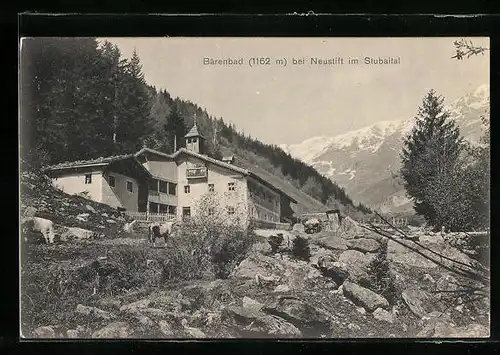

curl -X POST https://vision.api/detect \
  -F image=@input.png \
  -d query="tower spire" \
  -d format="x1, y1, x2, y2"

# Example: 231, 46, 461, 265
193, 112, 197, 127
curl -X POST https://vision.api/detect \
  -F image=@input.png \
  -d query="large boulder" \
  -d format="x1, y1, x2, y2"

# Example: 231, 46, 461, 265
61, 227, 96, 241
372, 307, 394, 323
342, 281, 389, 312
401, 288, 440, 318
312, 232, 348, 251
346, 238, 381, 253
223, 305, 302, 337
119, 298, 151, 314
75, 304, 115, 321
92, 322, 132, 338
33, 326, 55, 338
264, 296, 332, 335
231, 253, 284, 281
417, 313, 489, 338
338, 250, 375, 270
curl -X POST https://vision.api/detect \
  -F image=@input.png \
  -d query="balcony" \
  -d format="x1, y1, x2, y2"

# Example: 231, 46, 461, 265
186, 167, 207, 179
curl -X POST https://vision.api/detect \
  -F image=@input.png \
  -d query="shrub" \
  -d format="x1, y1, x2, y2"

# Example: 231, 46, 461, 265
292, 235, 310, 262
268, 234, 283, 254
365, 239, 399, 304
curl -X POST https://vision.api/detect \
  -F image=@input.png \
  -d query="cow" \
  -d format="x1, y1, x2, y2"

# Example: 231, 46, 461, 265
148, 221, 177, 246
21, 217, 55, 244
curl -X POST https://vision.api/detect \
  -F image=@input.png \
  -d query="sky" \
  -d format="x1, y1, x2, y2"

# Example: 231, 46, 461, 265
102, 37, 490, 145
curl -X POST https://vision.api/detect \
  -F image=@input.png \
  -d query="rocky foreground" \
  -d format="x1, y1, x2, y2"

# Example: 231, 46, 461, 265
20, 170, 489, 339
24, 227, 489, 339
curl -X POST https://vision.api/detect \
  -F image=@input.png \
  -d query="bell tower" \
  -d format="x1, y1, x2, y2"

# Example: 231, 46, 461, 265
185, 113, 205, 154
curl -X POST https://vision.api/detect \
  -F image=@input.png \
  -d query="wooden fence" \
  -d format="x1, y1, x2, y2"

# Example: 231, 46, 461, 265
360, 217, 408, 228
126, 212, 177, 223
251, 219, 292, 231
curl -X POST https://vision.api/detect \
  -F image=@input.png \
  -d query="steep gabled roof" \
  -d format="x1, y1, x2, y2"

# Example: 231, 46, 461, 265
45, 154, 153, 179
172, 148, 248, 175
135, 147, 174, 160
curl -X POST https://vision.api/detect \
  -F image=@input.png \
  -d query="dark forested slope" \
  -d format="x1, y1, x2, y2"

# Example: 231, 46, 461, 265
20, 37, 371, 216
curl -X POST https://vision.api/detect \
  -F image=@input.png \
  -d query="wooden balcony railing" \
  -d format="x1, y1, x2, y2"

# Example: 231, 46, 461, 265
186, 167, 207, 179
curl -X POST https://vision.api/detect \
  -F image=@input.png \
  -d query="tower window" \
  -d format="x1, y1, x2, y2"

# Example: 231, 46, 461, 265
228, 182, 235, 191
227, 206, 235, 215
208, 184, 214, 192
184, 185, 190, 193
85, 174, 92, 184
108, 175, 115, 187
126, 181, 133, 193
192, 138, 197, 143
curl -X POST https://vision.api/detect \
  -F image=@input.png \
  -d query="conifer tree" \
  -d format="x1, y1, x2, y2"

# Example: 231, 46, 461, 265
400, 90, 464, 229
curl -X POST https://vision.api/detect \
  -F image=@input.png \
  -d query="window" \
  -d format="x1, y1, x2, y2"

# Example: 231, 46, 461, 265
208, 184, 214, 192
126, 181, 133, 193
227, 206, 235, 215
169, 206, 177, 215
159, 180, 168, 193
192, 138, 197, 143
85, 174, 92, 184
159, 204, 169, 213
183, 207, 191, 218
208, 207, 215, 216
169, 183, 177, 196
149, 202, 159, 213
187, 138, 192, 143
228, 182, 235, 191
184, 185, 190, 194
108, 175, 115, 187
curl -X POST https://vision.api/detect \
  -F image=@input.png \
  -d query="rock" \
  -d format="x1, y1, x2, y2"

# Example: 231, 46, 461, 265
158, 320, 175, 336
251, 315, 302, 337
315, 235, 348, 251
356, 307, 366, 315
310, 247, 337, 266
76, 304, 114, 321
274, 284, 291, 293
347, 238, 381, 253
119, 298, 151, 313
317, 262, 349, 285
92, 322, 132, 338
86, 204, 97, 213
232, 253, 283, 281
307, 267, 323, 280
373, 308, 394, 323
338, 250, 375, 270
388, 251, 437, 269
436, 274, 459, 296
347, 323, 361, 331
402, 288, 439, 318
181, 319, 206, 338
265, 296, 332, 333
292, 223, 305, 233
423, 274, 436, 283
387, 240, 410, 254
141, 308, 167, 318
447, 324, 490, 338
102, 213, 109, 217
33, 326, 55, 338
76, 213, 90, 222
135, 314, 155, 328
106, 219, 117, 224
242, 296, 264, 313
224, 305, 301, 337
97, 297, 122, 310
61, 227, 95, 241
342, 281, 389, 312
66, 329, 79, 338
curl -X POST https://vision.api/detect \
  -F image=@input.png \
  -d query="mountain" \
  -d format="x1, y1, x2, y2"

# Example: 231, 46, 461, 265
280, 85, 490, 214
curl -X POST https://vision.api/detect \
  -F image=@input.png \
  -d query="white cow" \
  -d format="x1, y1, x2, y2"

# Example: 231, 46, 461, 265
148, 221, 177, 246
22, 217, 55, 244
